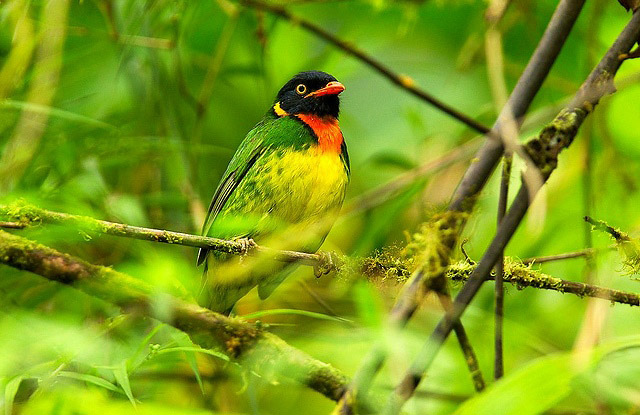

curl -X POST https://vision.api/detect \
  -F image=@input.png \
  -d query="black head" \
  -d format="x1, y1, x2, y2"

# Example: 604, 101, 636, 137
274, 71, 344, 118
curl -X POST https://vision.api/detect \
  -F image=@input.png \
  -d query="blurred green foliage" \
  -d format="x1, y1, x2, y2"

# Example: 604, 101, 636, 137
2, 0, 640, 413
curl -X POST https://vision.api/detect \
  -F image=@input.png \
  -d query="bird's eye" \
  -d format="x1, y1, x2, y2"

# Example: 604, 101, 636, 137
296, 84, 307, 95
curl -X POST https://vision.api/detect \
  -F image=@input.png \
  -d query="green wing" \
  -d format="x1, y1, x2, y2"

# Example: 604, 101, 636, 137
197, 121, 270, 266
196, 115, 315, 266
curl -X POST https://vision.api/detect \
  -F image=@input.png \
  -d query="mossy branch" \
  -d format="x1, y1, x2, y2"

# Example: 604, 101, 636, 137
0, 202, 446, 283
0, 201, 321, 266
447, 260, 640, 307
585, 216, 640, 275
0, 230, 349, 401
349, 252, 640, 307
4, 201, 636, 308
584, 215, 631, 242
522, 248, 597, 264
0, 202, 453, 287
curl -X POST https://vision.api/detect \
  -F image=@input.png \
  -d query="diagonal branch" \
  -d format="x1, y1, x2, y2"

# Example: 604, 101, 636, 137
0, 230, 349, 402
449, 0, 586, 212
236, 0, 491, 134
384, 10, 640, 413
383, 0, 587, 339
335, 1, 587, 411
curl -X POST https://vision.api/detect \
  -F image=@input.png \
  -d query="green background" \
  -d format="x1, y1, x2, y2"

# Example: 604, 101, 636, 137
2, 0, 640, 413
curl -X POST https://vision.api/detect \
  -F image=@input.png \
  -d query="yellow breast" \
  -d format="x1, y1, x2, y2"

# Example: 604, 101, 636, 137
261, 147, 349, 225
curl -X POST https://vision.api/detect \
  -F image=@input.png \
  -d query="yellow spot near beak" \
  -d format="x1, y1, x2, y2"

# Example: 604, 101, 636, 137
274, 102, 289, 117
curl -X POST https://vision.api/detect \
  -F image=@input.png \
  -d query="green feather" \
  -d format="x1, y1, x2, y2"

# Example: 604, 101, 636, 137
199, 111, 349, 313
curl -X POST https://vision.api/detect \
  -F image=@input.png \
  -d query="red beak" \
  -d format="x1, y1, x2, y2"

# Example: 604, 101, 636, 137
305, 81, 345, 98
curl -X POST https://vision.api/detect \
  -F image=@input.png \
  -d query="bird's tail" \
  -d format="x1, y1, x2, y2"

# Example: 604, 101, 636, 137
201, 259, 254, 316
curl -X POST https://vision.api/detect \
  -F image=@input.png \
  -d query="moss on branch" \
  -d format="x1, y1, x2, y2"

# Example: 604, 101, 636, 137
0, 230, 349, 401
585, 215, 640, 276
525, 108, 587, 176
3, 201, 637, 308
447, 259, 640, 306
0, 201, 320, 264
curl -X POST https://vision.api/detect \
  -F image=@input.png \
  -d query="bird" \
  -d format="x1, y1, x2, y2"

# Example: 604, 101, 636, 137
197, 71, 350, 314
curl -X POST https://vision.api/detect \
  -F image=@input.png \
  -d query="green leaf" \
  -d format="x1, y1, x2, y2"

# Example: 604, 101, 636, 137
4, 376, 23, 415
57, 371, 121, 394
454, 354, 574, 415
112, 361, 136, 408
369, 151, 417, 170
170, 332, 205, 394
156, 346, 229, 362
0, 100, 117, 131
240, 308, 351, 323
129, 323, 166, 372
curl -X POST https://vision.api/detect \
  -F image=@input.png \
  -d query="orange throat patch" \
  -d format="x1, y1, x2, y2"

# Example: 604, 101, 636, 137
295, 114, 343, 153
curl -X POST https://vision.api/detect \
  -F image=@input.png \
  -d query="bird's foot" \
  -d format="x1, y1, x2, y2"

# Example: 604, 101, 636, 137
314, 251, 341, 278
234, 237, 257, 256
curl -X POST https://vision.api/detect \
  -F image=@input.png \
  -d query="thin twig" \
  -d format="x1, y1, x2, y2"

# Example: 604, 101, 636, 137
383, 10, 640, 414
522, 248, 596, 264
437, 292, 485, 392
494, 154, 511, 380
484, 0, 513, 378
584, 216, 631, 242
447, 261, 640, 307
236, 0, 491, 134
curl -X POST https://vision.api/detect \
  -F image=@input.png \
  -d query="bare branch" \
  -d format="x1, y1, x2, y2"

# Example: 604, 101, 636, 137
437, 292, 486, 392
484, 0, 515, 378
449, 0, 586, 211
494, 154, 512, 380
522, 248, 596, 264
